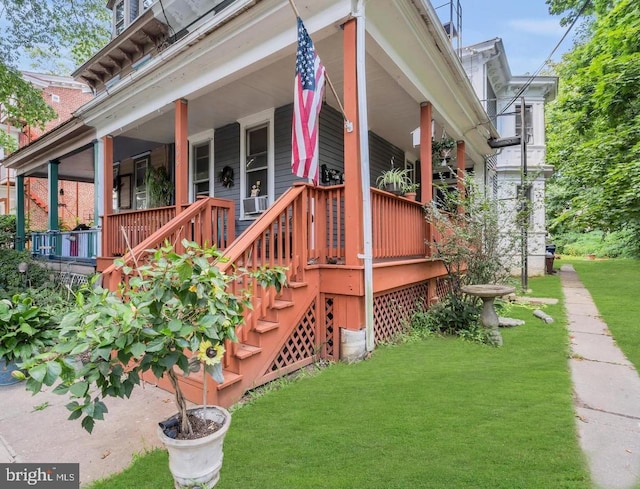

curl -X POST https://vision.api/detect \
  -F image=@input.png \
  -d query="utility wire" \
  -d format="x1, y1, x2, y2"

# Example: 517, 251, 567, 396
498, 0, 592, 116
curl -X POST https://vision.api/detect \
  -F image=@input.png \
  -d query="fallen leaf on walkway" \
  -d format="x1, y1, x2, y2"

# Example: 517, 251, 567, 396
626, 449, 632, 454
576, 415, 588, 423
101, 450, 111, 459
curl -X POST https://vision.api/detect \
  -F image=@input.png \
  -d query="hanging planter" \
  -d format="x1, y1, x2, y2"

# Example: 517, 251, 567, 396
432, 137, 457, 165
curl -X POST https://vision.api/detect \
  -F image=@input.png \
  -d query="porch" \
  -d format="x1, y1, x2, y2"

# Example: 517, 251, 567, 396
98, 180, 448, 407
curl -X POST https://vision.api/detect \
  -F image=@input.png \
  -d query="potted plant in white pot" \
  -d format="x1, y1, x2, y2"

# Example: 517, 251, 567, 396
15, 240, 286, 488
376, 167, 411, 196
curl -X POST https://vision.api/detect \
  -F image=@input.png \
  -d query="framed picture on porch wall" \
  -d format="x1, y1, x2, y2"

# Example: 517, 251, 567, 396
119, 174, 132, 209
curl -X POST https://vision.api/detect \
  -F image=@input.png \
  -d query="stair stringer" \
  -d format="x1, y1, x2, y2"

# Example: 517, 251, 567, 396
216, 269, 321, 407
143, 269, 322, 408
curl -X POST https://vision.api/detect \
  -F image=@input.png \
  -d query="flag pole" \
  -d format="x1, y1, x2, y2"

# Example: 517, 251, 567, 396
287, 0, 353, 131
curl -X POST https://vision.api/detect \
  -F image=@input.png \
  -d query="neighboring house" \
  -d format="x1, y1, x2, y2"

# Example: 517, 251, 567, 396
0, 73, 95, 231
461, 38, 558, 276
2, 0, 499, 406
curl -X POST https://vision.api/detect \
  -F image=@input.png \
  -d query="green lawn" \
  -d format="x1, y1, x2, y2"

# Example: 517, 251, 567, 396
88, 274, 590, 489
562, 257, 640, 371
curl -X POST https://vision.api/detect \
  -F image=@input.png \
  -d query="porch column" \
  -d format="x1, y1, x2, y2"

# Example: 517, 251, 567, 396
15, 174, 25, 251
343, 18, 363, 267
102, 136, 114, 257
456, 140, 465, 195
175, 99, 189, 214
419, 102, 433, 203
48, 160, 59, 231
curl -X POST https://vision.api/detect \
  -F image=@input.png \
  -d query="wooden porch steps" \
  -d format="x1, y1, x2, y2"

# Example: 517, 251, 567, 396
216, 371, 243, 391
234, 343, 262, 360
272, 299, 294, 310
255, 319, 280, 334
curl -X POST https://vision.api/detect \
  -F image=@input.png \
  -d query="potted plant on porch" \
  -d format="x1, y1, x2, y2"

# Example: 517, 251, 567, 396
432, 136, 457, 166
15, 241, 286, 488
376, 167, 412, 195
402, 182, 420, 201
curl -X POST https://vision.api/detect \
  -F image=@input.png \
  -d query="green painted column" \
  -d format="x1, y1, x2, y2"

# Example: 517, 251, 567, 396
15, 174, 25, 251
48, 160, 60, 255
48, 160, 60, 231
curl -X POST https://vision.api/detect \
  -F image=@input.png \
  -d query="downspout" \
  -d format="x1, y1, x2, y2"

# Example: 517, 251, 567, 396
354, 0, 374, 352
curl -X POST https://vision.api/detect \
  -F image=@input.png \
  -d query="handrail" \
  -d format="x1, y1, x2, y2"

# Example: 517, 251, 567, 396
102, 197, 235, 290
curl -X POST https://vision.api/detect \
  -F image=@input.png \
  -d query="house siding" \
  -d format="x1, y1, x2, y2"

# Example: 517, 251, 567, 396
213, 122, 242, 233
368, 132, 404, 188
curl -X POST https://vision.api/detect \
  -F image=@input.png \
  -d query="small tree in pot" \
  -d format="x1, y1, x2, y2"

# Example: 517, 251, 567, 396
15, 240, 286, 487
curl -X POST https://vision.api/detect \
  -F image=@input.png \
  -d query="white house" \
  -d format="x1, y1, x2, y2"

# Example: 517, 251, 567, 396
461, 38, 558, 276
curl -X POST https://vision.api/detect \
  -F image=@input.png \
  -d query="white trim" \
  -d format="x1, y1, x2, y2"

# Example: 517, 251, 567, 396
238, 108, 274, 220
188, 129, 215, 201
130, 150, 151, 160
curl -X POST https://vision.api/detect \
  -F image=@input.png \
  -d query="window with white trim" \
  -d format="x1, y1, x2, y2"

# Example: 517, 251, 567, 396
112, 0, 155, 37
192, 142, 211, 198
239, 109, 274, 219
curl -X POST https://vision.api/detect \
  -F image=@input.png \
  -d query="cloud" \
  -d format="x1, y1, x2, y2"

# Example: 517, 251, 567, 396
507, 19, 563, 36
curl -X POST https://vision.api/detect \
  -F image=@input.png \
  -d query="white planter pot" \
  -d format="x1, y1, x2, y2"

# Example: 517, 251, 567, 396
158, 406, 232, 489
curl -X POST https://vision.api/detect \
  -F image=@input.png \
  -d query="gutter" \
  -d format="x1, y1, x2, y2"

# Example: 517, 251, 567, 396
354, 0, 375, 352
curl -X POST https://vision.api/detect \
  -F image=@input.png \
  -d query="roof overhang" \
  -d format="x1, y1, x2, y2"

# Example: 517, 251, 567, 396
2, 118, 95, 178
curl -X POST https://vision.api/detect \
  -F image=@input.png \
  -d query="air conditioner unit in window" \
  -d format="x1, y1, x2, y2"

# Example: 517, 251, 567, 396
243, 196, 269, 215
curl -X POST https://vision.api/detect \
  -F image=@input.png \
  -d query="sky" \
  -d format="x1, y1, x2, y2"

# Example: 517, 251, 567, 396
438, 0, 576, 75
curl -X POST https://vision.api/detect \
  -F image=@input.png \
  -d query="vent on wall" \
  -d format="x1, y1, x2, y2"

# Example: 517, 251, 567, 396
51, 94, 60, 103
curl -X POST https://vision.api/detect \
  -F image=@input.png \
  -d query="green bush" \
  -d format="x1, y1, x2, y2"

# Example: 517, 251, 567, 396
409, 295, 486, 343
0, 293, 59, 363
0, 215, 16, 249
0, 250, 51, 296
554, 229, 639, 258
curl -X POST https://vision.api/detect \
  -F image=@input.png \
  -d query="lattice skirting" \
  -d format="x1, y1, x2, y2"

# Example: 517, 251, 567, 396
373, 282, 429, 344
267, 300, 317, 373
324, 297, 335, 359
435, 276, 453, 300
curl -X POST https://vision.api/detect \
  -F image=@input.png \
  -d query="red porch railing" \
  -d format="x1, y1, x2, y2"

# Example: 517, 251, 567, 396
370, 189, 430, 259
101, 197, 235, 290
104, 206, 176, 257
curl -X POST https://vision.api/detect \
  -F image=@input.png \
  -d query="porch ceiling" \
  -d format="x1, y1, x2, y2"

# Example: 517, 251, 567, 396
119, 30, 424, 159
25, 145, 95, 183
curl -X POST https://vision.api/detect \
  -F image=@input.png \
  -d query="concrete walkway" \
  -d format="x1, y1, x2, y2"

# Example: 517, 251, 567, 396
0, 381, 179, 486
561, 264, 640, 489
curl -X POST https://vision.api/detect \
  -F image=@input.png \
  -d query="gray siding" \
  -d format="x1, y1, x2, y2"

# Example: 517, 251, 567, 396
274, 103, 345, 191
368, 132, 404, 188
213, 123, 243, 234
319, 103, 345, 183
274, 104, 297, 197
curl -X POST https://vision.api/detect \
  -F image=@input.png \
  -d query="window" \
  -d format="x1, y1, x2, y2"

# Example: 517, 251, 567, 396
239, 109, 274, 219
193, 143, 210, 197
113, 1, 154, 37
515, 104, 533, 144
114, 0, 125, 35
134, 157, 149, 210
245, 125, 268, 199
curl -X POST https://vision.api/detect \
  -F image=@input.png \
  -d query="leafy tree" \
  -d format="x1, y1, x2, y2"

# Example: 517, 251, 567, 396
545, 0, 615, 26
0, 0, 110, 152
546, 0, 640, 249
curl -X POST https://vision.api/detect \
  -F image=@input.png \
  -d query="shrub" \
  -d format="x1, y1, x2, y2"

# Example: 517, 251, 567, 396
0, 250, 51, 296
0, 293, 59, 363
0, 215, 16, 249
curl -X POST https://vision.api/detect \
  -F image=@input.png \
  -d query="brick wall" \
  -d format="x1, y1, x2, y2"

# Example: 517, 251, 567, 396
26, 178, 94, 231
23, 85, 93, 143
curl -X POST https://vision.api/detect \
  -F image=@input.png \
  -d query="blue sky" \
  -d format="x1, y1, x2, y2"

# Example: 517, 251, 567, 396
441, 0, 575, 75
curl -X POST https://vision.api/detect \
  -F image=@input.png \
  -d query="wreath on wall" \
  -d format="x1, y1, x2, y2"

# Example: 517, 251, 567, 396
218, 166, 234, 188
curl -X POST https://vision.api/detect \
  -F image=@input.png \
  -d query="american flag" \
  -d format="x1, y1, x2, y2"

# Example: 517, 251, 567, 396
291, 17, 325, 184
